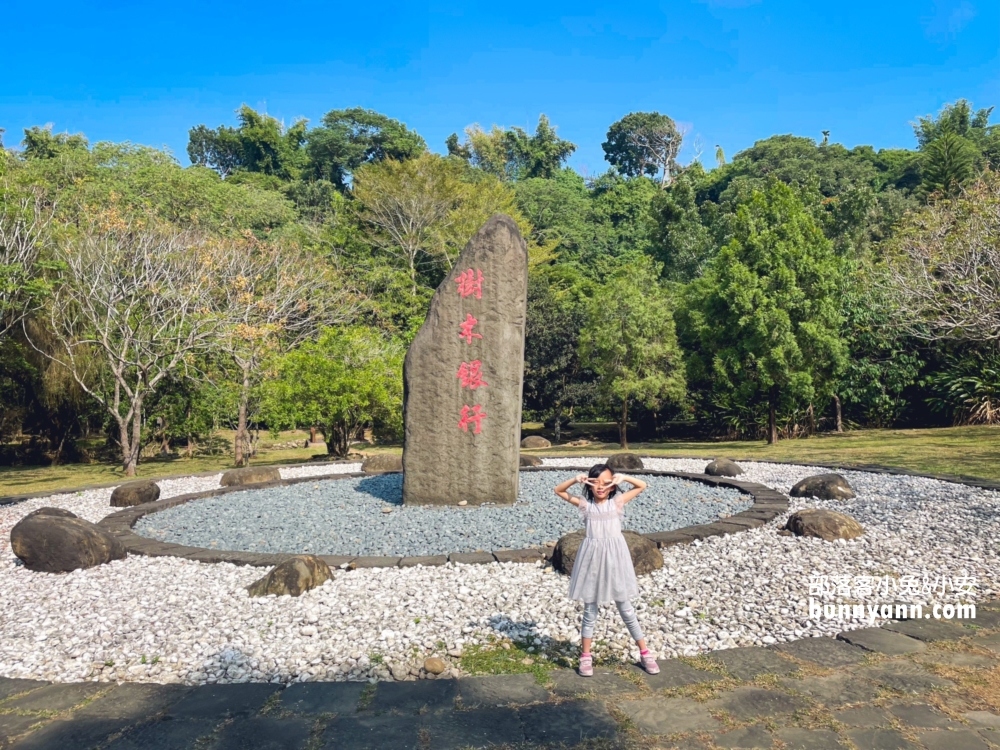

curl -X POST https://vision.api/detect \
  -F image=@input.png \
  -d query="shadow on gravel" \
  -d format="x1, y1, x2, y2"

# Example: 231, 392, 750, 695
355, 475, 403, 505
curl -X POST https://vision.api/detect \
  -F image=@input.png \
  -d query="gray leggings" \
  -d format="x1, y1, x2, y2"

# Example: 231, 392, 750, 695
581, 600, 645, 642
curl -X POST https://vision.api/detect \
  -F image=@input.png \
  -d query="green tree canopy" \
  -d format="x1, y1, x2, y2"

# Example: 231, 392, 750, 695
677, 180, 847, 443
451, 115, 575, 181
187, 105, 308, 179
579, 255, 686, 448
305, 108, 426, 190
260, 326, 403, 457
602, 111, 683, 186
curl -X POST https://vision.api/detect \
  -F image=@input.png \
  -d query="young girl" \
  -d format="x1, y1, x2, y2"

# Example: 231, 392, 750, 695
554, 464, 659, 676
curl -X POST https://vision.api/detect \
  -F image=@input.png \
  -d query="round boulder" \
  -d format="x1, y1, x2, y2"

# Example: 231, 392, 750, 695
519, 454, 543, 467
606, 453, 644, 472
784, 509, 864, 541
220, 466, 281, 488
361, 454, 403, 473
423, 657, 447, 675
552, 529, 662, 576
520, 435, 551, 449
705, 458, 743, 477
790, 473, 856, 500
11, 508, 127, 573
246, 554, 332, 597
110, 480, 161, 508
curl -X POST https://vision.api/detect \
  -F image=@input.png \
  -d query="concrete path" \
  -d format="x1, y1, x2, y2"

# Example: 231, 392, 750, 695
2, 600, 999, 749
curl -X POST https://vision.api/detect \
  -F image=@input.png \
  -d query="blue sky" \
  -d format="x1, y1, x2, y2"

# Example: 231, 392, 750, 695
2, 0, 998, 174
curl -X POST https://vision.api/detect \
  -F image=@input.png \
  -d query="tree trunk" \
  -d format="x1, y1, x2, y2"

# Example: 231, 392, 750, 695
234, 370, 250, 467
834, 394, 843, 433
619, 400, 629, 450
767, 387, 779, 445
554, 408, 562, 445
327, 421, 350, 458
119, 418, 132, 475
160, 418, 171, 455
807, 403, 816, 435
309, 426, 318, 443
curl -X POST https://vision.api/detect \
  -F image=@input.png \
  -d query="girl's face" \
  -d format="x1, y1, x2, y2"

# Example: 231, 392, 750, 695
591, 469, 615, 501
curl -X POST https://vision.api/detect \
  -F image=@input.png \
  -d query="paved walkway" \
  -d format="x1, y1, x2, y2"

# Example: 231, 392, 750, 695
1, 600, 999, 749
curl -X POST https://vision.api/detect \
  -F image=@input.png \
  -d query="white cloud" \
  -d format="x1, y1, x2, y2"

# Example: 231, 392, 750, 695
922, 0, 977, 41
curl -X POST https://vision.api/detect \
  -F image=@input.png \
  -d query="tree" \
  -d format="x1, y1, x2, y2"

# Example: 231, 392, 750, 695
260, 326, 403, 457
21, 126, 88, 160
579, 256, 686, 448
187, 105, 307, 179
352, 153, 529, 294
305, 108, 425, 190
920, 133, 978, 196
678, 181, 846, 444
523, 276, 596, 442
0, 184, 57, 337
452, 115, 576, 181
211, 238, 356, 466
28, 217, 220, 475
882, 171, 1000, 345
603, 111, 684, 187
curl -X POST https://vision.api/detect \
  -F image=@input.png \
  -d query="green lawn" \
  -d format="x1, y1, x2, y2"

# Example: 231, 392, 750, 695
524, 424, 1000, 483
0, 429, 398, 498
2, 424, 998, 498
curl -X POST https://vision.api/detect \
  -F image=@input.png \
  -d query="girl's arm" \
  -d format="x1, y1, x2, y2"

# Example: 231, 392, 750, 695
554, 474, 588, 508
612, 474, 647, 506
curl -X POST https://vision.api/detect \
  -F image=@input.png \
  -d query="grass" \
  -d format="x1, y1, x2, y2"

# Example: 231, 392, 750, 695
521, 423, 1000, 483
0, 428, 398, 498
2, 423, 999, 498
458, 638, 558, 685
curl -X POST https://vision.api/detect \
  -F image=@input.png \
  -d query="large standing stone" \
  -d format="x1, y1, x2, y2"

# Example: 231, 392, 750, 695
402, 215, 528, 506
10, 508, 127, 573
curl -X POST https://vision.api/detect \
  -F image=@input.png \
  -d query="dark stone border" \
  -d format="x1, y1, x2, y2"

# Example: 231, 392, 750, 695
94, 466, 788, 569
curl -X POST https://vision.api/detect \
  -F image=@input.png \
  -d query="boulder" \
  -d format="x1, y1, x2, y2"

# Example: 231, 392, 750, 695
519, 454, 543, 467
246, 555, 332, 597
402, 216, 528, 506
705, 458, 743, 477
110, 480, 161, 508
423, 657, 447, 675
552, 529, 662, 576
606, 453, 644, 472
10, 508, 126, 573
361, 454, 403, 473
220, 466, 281, 488
520, 435, 551, 449
790, 473, 856, 500
784, 509, 864, 541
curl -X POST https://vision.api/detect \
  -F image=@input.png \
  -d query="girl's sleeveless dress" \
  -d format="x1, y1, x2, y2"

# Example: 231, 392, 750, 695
567, 495, 639, 604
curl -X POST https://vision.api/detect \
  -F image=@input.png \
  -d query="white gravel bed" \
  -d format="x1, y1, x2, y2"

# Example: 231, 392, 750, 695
0, 457, 997, 686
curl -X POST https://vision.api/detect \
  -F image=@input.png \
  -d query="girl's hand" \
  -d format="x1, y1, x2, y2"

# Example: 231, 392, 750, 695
611, 473, 624, 486
575, 473, 589, 485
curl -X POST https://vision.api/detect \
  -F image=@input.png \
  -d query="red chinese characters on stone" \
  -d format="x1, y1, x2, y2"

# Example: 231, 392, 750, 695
456, 360, 488, 390
455, 268, 484, 299
458, 314, 483, 344
457, 404, 487, 434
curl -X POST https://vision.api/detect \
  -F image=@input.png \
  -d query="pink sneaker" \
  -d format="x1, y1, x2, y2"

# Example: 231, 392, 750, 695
578, 654, 594, 677
640, 652, 660, 675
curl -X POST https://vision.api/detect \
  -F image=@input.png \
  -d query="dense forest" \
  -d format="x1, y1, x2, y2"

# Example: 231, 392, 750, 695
1, 100, 998, 474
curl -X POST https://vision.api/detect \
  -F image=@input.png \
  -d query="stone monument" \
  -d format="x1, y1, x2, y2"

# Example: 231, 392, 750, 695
402, 215, 528, 505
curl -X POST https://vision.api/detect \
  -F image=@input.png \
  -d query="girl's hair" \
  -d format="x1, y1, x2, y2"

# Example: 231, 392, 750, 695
583, 463, 618, 503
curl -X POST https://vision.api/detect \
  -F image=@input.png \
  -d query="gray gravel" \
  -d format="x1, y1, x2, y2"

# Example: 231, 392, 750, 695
133, 471, 751, 556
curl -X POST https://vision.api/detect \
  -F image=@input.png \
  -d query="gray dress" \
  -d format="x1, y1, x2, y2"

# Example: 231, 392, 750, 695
567, 495, 639, 604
